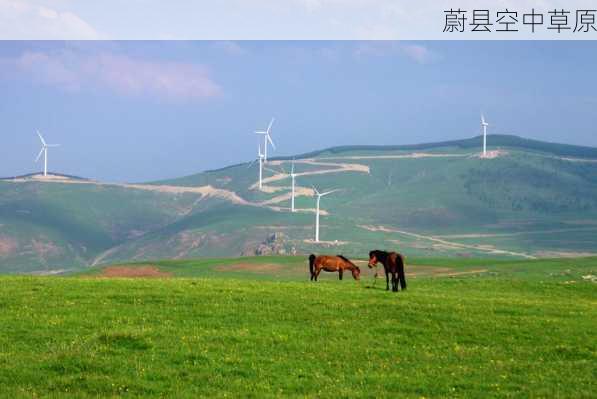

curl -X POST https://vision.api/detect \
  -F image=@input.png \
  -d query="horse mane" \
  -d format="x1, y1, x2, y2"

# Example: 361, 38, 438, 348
336, 254, 356, 267
370, 249, 389, 257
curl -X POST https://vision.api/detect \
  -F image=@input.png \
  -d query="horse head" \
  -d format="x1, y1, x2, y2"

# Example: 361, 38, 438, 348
351, 266, 361, 280
368, 250, 380, 268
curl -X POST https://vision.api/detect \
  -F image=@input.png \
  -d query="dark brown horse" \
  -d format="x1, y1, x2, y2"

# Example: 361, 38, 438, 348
309, 254, 361, 281
368, 250, 406, 292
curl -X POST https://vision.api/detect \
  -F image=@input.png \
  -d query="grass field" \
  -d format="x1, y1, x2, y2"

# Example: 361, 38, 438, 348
0, 256, 596, 397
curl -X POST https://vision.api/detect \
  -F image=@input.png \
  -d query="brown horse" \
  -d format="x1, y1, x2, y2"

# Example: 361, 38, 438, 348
368, 250, 406, 292
309, 254, 361, 281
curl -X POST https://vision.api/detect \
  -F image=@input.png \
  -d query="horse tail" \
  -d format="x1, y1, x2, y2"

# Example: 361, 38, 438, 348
397, 253, 407, 290
309, 254, 316, 278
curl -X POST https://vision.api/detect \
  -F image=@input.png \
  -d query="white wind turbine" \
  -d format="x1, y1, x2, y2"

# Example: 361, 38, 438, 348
248, 143, 265, 190
35, 130, 60, 177
481, 114, 489, 157
290, 160, 297, 212
255, 118, 275, 162
312, 186, 338, 243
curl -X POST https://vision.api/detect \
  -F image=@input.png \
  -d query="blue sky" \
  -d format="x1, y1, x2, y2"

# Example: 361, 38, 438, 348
1, 40, 596, 182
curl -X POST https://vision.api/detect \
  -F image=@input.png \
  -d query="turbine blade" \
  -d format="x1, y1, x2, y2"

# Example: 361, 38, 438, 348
37, 130, 46, 146
35, 148, 44, 162
267, 134, 276, 150
267, 118, 275, 133
255, 131, 267, 134
311, 185, 320, 196
320, 189, 339, 197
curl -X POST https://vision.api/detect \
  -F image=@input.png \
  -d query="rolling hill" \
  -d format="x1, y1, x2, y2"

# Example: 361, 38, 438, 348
2, 134, 597, 273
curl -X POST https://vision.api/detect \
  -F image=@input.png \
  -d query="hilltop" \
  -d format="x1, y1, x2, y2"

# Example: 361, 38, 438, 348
1, 134, 597, 273
271, 134, 597, 161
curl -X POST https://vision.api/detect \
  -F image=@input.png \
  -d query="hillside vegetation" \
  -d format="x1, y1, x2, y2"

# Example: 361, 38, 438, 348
2, 135, 597, 273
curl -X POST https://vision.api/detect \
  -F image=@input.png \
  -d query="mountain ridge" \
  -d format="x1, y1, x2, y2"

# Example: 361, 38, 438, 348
195, 134, 597, 176
2, 134, 597, 274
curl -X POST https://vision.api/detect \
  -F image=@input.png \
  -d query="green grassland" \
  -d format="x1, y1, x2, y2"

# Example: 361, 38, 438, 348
0, 181, 199, 273
76, 254, 596, 281
82, 144, 597, 267
0, 256, 595, 397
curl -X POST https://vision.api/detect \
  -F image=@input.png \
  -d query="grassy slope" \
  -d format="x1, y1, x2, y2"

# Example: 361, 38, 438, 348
79, 255, 597, 281
0, 257, 595, 397
101, 146, 597, 264
0, 181, 199, 273
3, 135, 597, 272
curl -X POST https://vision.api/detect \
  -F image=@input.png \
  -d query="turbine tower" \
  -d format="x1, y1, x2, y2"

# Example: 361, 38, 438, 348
290, 160, 296, 212
313, 186, 338, 243
248, 143, 265, 190
35, 130, 60, 177
255, 118, 275, 162
481, 114, 489, 157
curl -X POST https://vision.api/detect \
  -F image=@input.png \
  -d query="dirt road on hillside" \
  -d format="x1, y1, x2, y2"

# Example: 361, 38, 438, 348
359, 224, 537, 259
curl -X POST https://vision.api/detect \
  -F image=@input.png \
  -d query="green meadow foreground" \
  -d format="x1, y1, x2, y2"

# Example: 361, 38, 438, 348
0, 257, 595, 397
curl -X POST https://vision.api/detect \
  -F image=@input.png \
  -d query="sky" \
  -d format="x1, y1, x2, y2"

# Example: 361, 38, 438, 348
1, 40, 596, 182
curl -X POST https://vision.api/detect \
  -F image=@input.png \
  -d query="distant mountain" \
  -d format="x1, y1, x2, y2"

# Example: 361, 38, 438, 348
0, 172, 91, 181
270, 134, 597, 162
2, 135, 597, 274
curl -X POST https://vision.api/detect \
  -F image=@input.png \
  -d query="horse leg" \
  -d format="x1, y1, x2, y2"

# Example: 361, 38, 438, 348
315, 268, 321, 281
311, 265, 318, 281
385, 271, 390, 291
339, 269, 343, 280
392, 273, 398, 292
397, 256, 407, 291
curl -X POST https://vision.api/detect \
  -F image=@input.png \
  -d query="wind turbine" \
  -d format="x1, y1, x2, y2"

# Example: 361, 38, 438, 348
248, 143, 265, 190
481, 114, 489, 157
255, 118, 275, 162
35, 130, 60, 177
290, 160, 296, 212
312, 186, 338, 243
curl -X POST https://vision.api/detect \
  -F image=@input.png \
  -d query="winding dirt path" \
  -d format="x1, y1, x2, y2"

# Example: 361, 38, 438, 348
359, 224, 536, 259
249, 159, 369, 210
435, 226, 597, 239
10, 156, 369, 215
7, 175, 251, 206
251, 159, 369, 190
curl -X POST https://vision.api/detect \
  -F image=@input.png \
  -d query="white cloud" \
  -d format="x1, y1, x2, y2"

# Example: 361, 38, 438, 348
0, 0, 99, 39
354, 42, 439, 64
400, 44, 437, 64
1, 50, 222, 102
